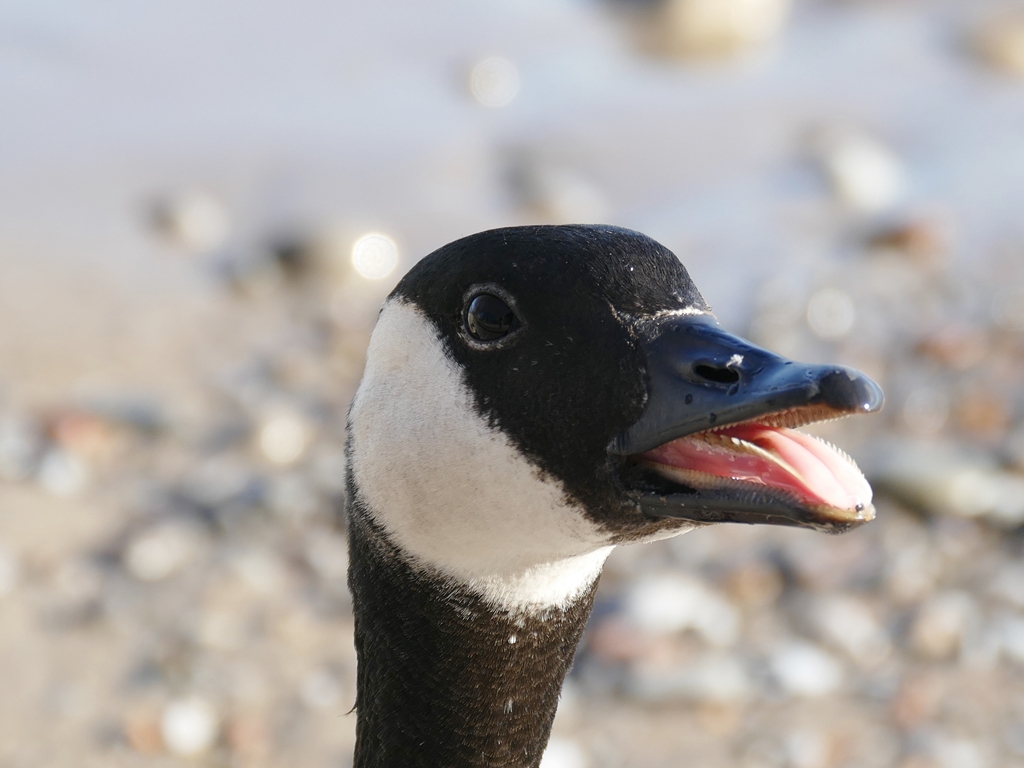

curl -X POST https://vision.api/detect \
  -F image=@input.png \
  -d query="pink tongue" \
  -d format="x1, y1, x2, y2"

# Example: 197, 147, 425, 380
641, 424, 871, 511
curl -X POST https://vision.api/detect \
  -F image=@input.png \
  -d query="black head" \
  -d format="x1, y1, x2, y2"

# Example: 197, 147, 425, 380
391, 225, 713, 537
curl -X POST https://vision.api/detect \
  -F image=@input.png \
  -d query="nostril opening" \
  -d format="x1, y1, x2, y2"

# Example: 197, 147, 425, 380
694, 363, 740, 385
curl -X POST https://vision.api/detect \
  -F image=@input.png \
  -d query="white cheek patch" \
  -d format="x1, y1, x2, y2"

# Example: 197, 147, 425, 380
349, 299, 613, 613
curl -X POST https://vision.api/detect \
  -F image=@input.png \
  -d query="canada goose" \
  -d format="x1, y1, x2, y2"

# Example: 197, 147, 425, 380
346, 225, 883, 768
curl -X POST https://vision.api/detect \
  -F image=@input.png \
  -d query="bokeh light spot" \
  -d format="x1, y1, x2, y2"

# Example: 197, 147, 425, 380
469, 57, 521, 108
351, 233, 399, 280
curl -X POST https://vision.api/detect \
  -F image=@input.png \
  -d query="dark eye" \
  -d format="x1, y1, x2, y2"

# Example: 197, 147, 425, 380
466, 293, 516, 342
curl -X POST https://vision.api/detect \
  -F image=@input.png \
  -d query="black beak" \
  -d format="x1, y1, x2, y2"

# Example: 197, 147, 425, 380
614, 314, 884, 532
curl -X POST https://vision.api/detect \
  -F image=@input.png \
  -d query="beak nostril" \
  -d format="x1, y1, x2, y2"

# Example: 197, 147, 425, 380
693, 363, 741, 385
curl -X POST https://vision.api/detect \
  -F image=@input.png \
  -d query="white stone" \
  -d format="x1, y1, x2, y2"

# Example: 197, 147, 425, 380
770, 642, 843, 697
624, 573, 740, 647
124, 522, 204, 582
540, 737, 588, 768
259, 412, 312, 466
161, 697, 219, 756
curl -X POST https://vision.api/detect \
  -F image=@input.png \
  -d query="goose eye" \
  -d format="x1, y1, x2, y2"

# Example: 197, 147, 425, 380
466, 294, 516, 342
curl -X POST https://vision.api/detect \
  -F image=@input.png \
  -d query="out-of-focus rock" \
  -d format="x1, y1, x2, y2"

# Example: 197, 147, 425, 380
991, 285, 1024, 332
658, 0, 791, 59
304, 527, 349, 584
300, 668, 343, 710
973, 8, 1024, 77
226, 713, 271, 760
914, 326, 988, 371
258, 410, 313, 466
900, 387, 950, 437
954, 386, 1011, 440
723, 560, 784, 609
892, 672, 946, 729
539, 736, 588, 768
149, 190, 230, 253
469, 56, 521, 108
124, 709, 164, 754
809, 126, 906, 212
999, 613, 1024, 665
769, 642, 844, 697
508, 157, 610, 224
231, 548, 289, 596
808, 595, 891, 668
989, 564, 1024, 608
123, 521, 206, 582
623, 573, 740, 647
160, 697, 219, 756
267, 473, 319, 521
0, 546, 20, 597
908, 592, 974, 660
0, 415, 42, 481
806, 287, 856, 340
36, 448, 89, 497
866, 220, 947, 271
784, 728, 834, 768
868, 438, 1024, 526
627, 652, 751, 703
47, 409, 122, 465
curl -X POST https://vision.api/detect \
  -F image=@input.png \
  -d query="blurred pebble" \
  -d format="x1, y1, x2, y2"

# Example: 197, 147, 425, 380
150, 190, 230, 253
231, 549, 288, 596
892, 672, 946, 729
785, 728, 831, 768
869, 439, 1024, 526
48, 410, 119, 463
304, 528, 349, 584
259, 411, 312, 466
628, 652, 751, 703
973, 8, 1024, 76
300, 668, 342, 710
1000, 614, 1024, 665
769, 642, 843, 697
990, 564, 1024, 608
866, 221, 946, 270
469, 56, 521, 108
806, 288, 856, 340
810, 595, 891, 668
540, 737, 588, 768
226, 713, 270, 759
810, 127, 906, 212
160, 697, 219, 756
954, 386, 1010, 439
308, 448, 348, 496
124, 522, 205, 582
268, 473, 319, 521
124, 709, 164, 754
0, 546, 20, 596
54, 558, 102, 601
624, 573, 740, 647
909, 592, 973, 660
351, 232, 400, 280
901, 387, 950, 436
931, 736, 989, 768
659, 0, 791, 59
991, 286, 1024, 331
724, 560, 784, 609
36, 448, 88, 497
914, 326, 987, 371
0, 416, 42, 481
509, 158, 610, 224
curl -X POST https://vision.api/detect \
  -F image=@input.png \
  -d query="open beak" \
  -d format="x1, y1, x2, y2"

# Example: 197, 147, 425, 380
614, 314, 884, 533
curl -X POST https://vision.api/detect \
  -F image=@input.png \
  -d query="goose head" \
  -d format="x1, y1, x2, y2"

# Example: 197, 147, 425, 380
347, 224, 883, 613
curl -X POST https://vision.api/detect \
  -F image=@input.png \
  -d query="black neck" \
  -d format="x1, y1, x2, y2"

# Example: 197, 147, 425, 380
347, 510, 598, 768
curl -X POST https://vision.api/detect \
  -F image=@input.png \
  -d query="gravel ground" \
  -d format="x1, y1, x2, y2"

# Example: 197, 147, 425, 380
2, 1, 1024, 767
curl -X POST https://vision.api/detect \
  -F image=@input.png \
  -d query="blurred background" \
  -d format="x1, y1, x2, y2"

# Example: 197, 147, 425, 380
2, 0, 1024, 766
